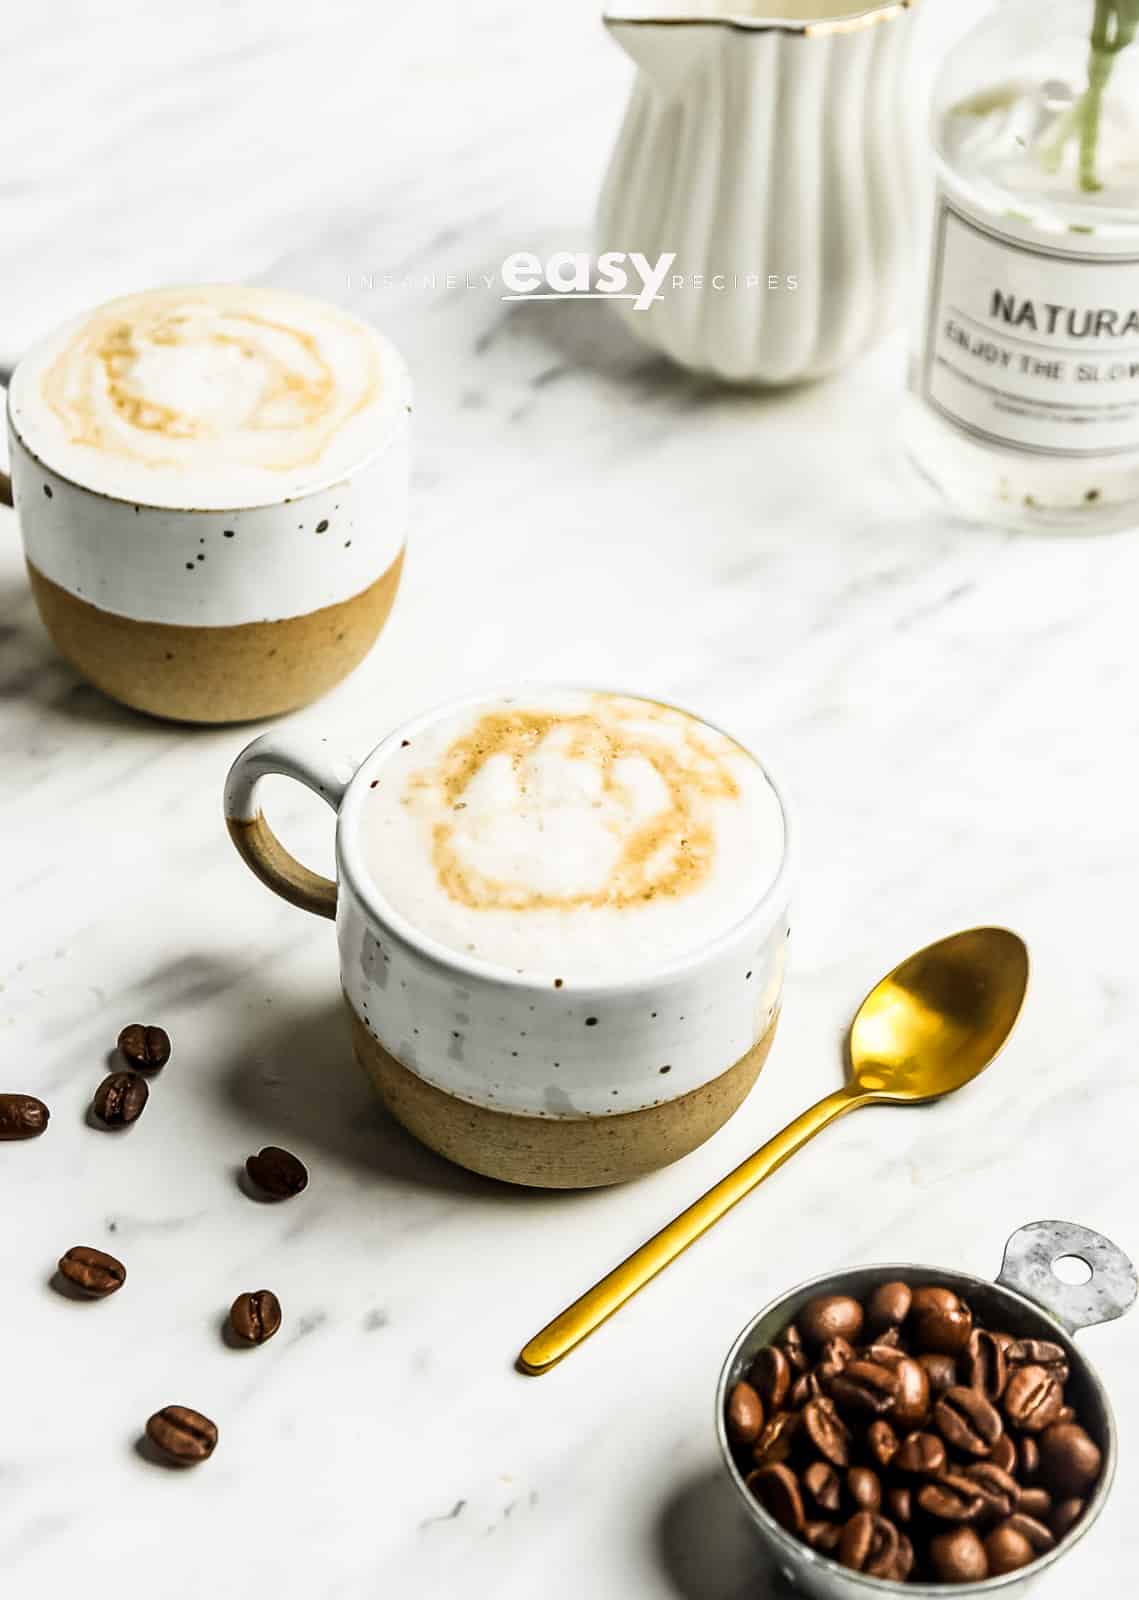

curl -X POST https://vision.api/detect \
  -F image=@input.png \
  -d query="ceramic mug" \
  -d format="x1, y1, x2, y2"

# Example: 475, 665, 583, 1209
1, 286, 410, 723
223, 688, 793, 1188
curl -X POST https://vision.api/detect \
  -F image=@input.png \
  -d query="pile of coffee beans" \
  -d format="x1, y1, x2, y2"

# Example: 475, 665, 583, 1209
725, 1283, 1103, 1584
5, 1021, 310, 1468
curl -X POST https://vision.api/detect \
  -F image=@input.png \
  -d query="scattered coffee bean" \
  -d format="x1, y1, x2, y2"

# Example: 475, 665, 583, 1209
1038, 1423, 1102, 1497
0, 1093, 50, 1139
729, 1280, 1104, 1586
57, 1245, 125, 1297
145, 1405, 218, 1464
930, 1526, 988, 1582
228, 1289, 282, 1346
117, 1023, 171, 1071
727, 1381, 764, 1445
244, 1145, 307, 1199
93, 1071, 148, 1127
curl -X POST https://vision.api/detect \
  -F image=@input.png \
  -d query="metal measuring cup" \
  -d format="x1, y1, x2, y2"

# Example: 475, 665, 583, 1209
715, 1221, 1137, 1596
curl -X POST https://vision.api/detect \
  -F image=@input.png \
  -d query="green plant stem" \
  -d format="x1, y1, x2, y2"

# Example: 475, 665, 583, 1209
1040, 0, 1138, 192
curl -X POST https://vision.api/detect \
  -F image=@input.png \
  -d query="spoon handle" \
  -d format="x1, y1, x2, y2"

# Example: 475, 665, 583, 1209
518, 1086, 859, 1375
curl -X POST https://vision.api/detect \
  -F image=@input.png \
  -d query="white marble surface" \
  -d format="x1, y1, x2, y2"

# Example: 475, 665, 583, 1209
2, 2, 1137, 1596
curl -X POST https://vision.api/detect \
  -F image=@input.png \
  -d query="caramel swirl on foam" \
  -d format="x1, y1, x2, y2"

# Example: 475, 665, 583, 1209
409, 699, 741, 913
40, 287, 378, 476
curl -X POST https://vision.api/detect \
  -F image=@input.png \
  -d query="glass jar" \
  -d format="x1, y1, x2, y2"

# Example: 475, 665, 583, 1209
904, 0, 1139, 532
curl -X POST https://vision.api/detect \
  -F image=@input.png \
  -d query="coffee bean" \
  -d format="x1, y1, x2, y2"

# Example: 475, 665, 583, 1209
913, 1302, 973, 1356
803, 1460, 842, 1514
800, 1294, 864, 1350
929, 1527, 988, 1583
117, 1024, 171, 1071
886, 1486, 912, 1525
93, 1071, 148, 1127
1054, 1404, 1076, 1425
892, 1532, 915, 1582
962, 1461, 1020, 1519
803, 1519, 842, 1554
1004, 1364, 1064, 1434
867, 1419, 899, 1468
244, 1145, 307, 1199
963, 1328, 1008, 1401
830, 1360, 900, 1417
0, 1093, 50, 1139
985, 1522, 1035, 1575
865, 1281, 912, 1334
1006, 1338, 1070, 1385
748, 1345, 791, 1411
918, 1351, 958, 1396
752, 1409, 801, 1469
57, 1245, 125, 1297
777, 1322, 809, 1376
1038, 1423, 1102, 1497
802, 1396, 850, 1468
1004, 1512, 1055, 1553
838, 1511, 900, 1578
789, 1371, 821, 1408
887, 1356, 930, 1428
934, 1385, 1003, 1455
817, 1335, 855, 1381
1017, 1486, 1052, 1520
847, 1466, 882, 1513
228, 1289, 282, 1347
750, 1463, 805, 1536
145, 1405, 218, 1464
917, 1475, 985, 1524
989, 1434, 1018, 1475
894, 1431, 946, 1476
1050, 1497, 1086, 1539
909, 1286, 960, 1317
1019, 1435, 1040, 1482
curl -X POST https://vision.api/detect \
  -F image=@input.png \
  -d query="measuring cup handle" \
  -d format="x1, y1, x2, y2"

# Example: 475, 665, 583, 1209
996, 1220, 1138, 1336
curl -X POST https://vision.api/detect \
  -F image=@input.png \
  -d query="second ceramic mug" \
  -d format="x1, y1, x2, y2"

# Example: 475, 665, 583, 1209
2, 285, 410, 723
223, 687, 793, 1188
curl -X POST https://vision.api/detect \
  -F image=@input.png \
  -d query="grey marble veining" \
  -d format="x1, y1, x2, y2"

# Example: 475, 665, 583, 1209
2, 2, 1136, 1597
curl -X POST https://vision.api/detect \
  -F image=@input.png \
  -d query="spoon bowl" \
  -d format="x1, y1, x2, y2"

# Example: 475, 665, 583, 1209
848, 926, 1030, 1101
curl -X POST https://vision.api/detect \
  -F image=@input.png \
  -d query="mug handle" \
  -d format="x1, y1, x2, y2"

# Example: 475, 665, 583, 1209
224, 732, 359, 920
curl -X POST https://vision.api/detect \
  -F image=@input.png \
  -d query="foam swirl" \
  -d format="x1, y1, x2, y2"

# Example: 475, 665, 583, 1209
10, 286, 404, 508
361, 691, 785, 980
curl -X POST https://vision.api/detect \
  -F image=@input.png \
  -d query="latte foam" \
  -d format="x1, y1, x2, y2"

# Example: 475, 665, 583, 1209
8, 285, 407, 509
359, 691, 785, 980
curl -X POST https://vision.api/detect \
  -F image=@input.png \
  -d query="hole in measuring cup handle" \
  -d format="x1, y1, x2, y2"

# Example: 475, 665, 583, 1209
997, 1220, 1138, 1336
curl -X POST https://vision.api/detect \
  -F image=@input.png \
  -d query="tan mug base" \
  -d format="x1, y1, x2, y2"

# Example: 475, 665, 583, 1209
348, 1002, 779, 1189
26, 551, 403, 724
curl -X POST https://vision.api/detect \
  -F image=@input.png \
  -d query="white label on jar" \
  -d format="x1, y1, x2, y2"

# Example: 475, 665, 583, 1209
922, 193, 1139, 458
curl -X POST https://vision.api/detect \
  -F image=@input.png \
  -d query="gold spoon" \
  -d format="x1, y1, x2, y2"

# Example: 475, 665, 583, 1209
518, 927, 1029, 1376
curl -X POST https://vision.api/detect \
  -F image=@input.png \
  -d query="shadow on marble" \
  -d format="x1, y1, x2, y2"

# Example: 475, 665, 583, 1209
655, 1465, 791, 1600
214, 988, 556, 1206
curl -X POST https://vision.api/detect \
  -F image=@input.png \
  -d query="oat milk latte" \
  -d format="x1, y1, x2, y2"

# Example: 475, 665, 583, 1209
225, 686, 792, 1186
7, 285, 410, 722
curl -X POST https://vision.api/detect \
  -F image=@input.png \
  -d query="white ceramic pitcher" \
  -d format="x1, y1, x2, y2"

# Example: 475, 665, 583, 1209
596, 1, 918, 384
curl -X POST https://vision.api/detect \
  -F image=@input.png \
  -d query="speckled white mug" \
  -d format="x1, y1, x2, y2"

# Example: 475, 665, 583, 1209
224, 689, 793, 1188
